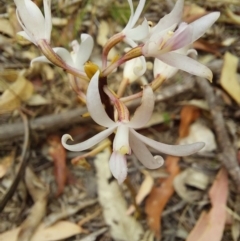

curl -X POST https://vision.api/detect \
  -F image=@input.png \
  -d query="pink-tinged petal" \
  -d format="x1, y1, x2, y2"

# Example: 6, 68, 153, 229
190, 12, 220, 43
86, 71, 116, 128
128, 86, 155, 129
130, 129, 205, 156
61, 126, 117, 152
153, 58, 178, 79
129, 131, 164, 169
109, 151, 128, 184
113, 125, 130, 154
164, 23, 193, 51
75, 34, 94, 67
43, 0, 52, 42
158, 52, 213, 81
130, 0, 146, 28
152, 0, 184, 33
125, 18, 149, 41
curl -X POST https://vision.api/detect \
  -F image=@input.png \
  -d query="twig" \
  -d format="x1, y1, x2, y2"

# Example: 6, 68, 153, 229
196, 77, 240, 192
0, 107, 88, 142
0, 78, 194, 142
0, 111, 29, 212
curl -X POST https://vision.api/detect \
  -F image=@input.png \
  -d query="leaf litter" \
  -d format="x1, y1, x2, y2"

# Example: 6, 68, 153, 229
0, 0, 240, 240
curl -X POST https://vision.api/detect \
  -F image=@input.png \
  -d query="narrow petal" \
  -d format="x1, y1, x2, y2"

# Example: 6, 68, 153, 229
128, 86, 155, 129
43, 0, 52, 42
158, 52, 213, 81
74, 34, 94, 67
61, 126, 116, 152
86, 71, 116, 128
129, 131, 164, 169
15, 0, 45, 41
130, 0, 146, 28
17, 31, 33, 42
124, 0, 134, 30
130, 129, 205, 156
31, 47, 74, 66
31, 55, 52, 66
164, 23, 193, 51
109, 151, 128, 184
52, 47, 74, 66
190, 12, 220, 43
152, 0, 184, 33
153, 58, 178, 79
125, 18, 149, 41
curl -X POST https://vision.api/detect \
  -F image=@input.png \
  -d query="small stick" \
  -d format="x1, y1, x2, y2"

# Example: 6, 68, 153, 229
0, 111, 29, 212
196, 77, 240, 192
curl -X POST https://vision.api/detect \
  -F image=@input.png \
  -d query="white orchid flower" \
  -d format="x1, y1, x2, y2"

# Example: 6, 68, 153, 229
153, 46, 197, 79
122, 0, 149, 46
62, 71, 205, 184
31, 34, 94, 71
142, 11, 220, 81
14, 0, 52, 45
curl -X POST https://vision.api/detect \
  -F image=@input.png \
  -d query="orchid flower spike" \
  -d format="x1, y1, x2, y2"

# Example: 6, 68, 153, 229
141, 0, 220, 81
62, 71, 205, 184
14, 0, 52, 45
31, 34, 94, 72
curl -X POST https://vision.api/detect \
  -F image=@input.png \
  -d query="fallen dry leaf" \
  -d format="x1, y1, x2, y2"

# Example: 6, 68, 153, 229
126, 170, 154, 215
0, 150, 15, 178
145, 156, 180, 239
179, 122, 217, 153
193, 40, 221, 56
48, 135, 67, 196
0, 221, 82, 241
179, 105, 201, 138
0, 73, 34, 114
173, 168, 210, 203
0, 18, 14, 37
17, 168, 49, 241
183, 4, 206, 23
225, 7, 240, 25
94, 148, 143, 241
187, 168, 228, 241
220, 52, 240, 105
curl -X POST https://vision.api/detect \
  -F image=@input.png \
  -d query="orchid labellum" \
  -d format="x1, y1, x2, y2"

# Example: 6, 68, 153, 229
62, 71, 204, 184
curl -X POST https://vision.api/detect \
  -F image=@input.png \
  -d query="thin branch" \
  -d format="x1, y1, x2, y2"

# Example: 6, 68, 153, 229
0, 111, 29, 212
196, 77, 240, 192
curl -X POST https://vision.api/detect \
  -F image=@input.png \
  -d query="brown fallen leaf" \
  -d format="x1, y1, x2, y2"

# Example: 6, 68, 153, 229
18, 167, 49, 241
0, 150, 15, 178
220, 52, 240, 105
145, 156, 180, 240
183, 4, 206, 23
0, 73, 34, 114
225, 7, 240, 25
179, 105, 201, 138
0, 221, 83, 241
48, 135, 67, 196
186, 168, 228, 241
126, 170, 154, 215
193, 40, 221, 56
